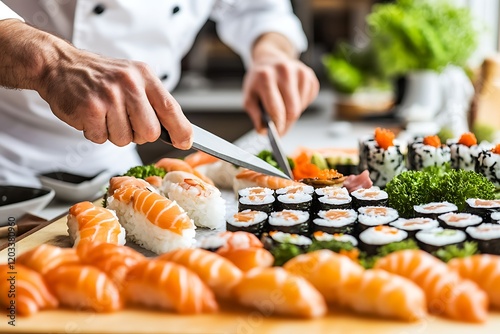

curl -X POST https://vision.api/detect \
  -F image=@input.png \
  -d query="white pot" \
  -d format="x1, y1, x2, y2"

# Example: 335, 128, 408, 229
397, 70, 442, 123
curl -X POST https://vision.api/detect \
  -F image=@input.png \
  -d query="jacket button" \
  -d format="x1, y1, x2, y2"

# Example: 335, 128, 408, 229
172, 6, 180, 14
160, 74, 169, 81
93, 4, 106, 15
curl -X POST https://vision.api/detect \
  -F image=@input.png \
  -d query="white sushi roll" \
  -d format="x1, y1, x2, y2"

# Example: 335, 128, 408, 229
358, 225, 408, 255
314, 186, 349, 197
437, 212, 482, 230
238, 187, 274, 198
413, 201, 458, 219
477, 149, 500, 188
407, 137, 451, 170
448, 140, 483, 171
269, 210, 310, 235
357, 206, 399, 228
415, 227, 466, 253
276, 185, 315, 196
162, 172, 226, 229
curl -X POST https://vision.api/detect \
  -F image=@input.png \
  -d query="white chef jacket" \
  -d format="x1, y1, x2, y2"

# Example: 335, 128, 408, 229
0, 0, 307, 186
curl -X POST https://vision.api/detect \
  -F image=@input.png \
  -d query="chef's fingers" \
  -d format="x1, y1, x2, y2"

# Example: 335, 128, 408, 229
258, 69, 286, 134
125, 90, 161, 145
106, 88, 135, 146
145, 75, 193, 150
305, 68, 320, 107
276, 66, 301, 134
80, 100, 109, 144
243, 91, 265, 134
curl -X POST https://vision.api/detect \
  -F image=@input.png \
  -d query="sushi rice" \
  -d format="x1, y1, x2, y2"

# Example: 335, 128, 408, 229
313, 209, 357, 234
466, 223, 500, 255
413, 202, 458, 219
276, 185, 315, 196
358, 206, 399, 226
477, 150, 500, 188
437, 212, 482, 230
407, 137, 451, 170
312, 231, 358, 246
238, 187, 275, 198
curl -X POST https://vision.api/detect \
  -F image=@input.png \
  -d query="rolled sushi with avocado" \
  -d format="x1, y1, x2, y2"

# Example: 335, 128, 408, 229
261, 231, 312, 251
312, 209, 357, 234
268, 210, 310, 235
415, 228, 466, 254
358, 225, 408, 256
312, 231, 358, 247
466, 223, 500, 255
407, 135, 451, 171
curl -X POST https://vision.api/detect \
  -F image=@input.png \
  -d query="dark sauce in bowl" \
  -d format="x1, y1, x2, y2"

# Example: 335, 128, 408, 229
0, 185, 51, 206
38, 171, 104, 184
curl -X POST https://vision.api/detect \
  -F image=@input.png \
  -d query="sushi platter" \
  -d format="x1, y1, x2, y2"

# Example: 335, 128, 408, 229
3, 128, 500, 333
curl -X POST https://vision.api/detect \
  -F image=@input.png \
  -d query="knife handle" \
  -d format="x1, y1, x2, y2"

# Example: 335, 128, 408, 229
159, 126, 173, 145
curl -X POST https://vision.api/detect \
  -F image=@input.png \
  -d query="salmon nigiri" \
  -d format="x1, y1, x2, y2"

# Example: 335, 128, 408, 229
67, 201, 126, 246
123, 259, 218, 314
233, 267, 326, 318
184, 151, 220, 168
0, 264, 58, 316
157, 248, 243, 299
108, 176, 152, 194
217, 247, 274, 272
375, 250, 488, 322
44, 264, 122, 312
448, 254, 500, 308
283, 250, 364, 305
234, 169, 304, 191
217, 231, 264, 252
107, 186, 196, 254
343, 269, 427, 321
17, 244, 80, 275
155, 157, 214, 185
76, 241, 145, 288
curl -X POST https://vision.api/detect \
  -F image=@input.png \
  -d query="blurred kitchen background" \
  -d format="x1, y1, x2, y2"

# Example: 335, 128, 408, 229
138, 0, 500, 163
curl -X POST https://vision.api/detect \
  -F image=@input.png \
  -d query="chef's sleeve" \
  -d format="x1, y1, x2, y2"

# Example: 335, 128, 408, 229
210, 0, 307, 67
0, 1, 24, 21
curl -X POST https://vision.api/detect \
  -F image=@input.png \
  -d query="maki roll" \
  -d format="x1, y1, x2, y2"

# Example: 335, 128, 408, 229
358, 225, 408, 256
359, 128, 406, 188
448, 132, 482, 171
276, 185, 315, 196
238, 194, 275, 214
316, 193, 352, 211
357, 206, 399, 232
466, 223, 500, 255
350, 187, 388, 209
407, 136, 451, 171
312, 209, 357, 234
476, 145, 500, 188
413, 202, 458, 219
314, 186, 349, 198
465, 198, 500, 222
437, 212, 482, 231
415, 228, 466, 254
275, 193, 313, 212
238, 187, 274, 198
491, 211, 500, 224
226, 210, 268, 236
268, 210, 310, 235
261, 231, 312, 252
389, 217, 439, 239
312, 231, 358, 247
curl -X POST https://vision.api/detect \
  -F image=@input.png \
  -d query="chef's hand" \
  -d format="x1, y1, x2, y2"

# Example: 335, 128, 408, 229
243, 32, 319, 135
0, 19, 193, 149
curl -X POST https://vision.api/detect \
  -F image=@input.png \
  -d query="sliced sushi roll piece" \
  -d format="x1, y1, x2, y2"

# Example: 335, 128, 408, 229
350, 187, 388, 209
437, 212, 482, 231
477, 145, 500, 188
276, 184, 315, 196
343, 269, 427, 322
357, 206, 399, 232
358, 225, 408, 256
316, 193, 352, 211
276, 193, 313, 212
238, 186, 274, 198
448, 254, 500, 308
415, 228, 466, 254
407, 136, 451, 171
448, 132, 482, 171
226, 210, 268, 236
157, 248, 243, 299
261, 231, 312, 252
238, 194, 275, 214
162, 172, 226, 229
314, 186, 349, 198
44, 265, 122, 312
0, 264, 58, 316
466, 223, 500, 255
312, 209, 357, 234
465, 198, 500, 222
390, 217, 439, 239
283, 250, 364, 306
492, 211, 500, 224
312, 231, 358, 247
17, 244, 80, 276
413, 201, 458, 219
233, 267, 327, 318
124, 260, 218, 314
67, 201, 126, 247
375, 250, 488, 322
360, 128, 406, 188
107, 186, 196, 254
268, 210, 310, 235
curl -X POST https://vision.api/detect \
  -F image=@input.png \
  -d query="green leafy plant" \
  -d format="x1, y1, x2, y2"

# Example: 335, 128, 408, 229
123, 164, 166, 179
270, 243, 304, 267
433, 241, 478, 262
256, 150, 295, 171
359, 239, 419, 269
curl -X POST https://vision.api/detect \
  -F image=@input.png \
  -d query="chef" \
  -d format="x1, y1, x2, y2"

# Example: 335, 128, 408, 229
0, 1, 319, 186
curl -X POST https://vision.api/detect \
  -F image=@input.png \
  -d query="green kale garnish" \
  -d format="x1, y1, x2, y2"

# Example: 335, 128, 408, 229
123, 164, 166, 179
433, 241, 478, 263
256, 150, 295, 171
359, 239, 419, 269
307, 239, 354, 253
270, 243, 304, 267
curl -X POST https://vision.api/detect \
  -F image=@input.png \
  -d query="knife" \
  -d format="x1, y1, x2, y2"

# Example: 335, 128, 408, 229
159, 125, 291, 180
259, 101, 293, 178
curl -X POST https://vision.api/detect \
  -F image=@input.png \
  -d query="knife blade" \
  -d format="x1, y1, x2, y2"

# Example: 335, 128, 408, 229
159, 125, 291, 180
259, 101, 293, 178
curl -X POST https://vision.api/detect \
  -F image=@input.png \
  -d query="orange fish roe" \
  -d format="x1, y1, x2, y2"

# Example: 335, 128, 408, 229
423, 135, 441, 148
492, 144, 500, 155
457, 132, 477, 147
317, 169, 343, 180
374, 127, 395, 150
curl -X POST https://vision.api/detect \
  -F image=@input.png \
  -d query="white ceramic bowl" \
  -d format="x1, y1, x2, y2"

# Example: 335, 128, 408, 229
0, 185, 55, 226
38, 170, 112, 203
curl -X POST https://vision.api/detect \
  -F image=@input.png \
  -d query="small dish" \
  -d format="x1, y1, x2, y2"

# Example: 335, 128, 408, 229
0, 185, 55, 226
38, 170, 111, 203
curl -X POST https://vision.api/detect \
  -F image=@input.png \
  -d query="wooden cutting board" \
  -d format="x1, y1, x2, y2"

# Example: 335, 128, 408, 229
1, 208, 499, 333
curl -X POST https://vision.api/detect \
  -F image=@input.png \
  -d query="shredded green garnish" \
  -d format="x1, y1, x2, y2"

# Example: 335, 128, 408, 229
270, 243, 304, 267
257, 150, 295, 172
307, 239, 355, 253
360, 239, 419, 269
433, 241, 478, 263
123, 164, 166, 179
